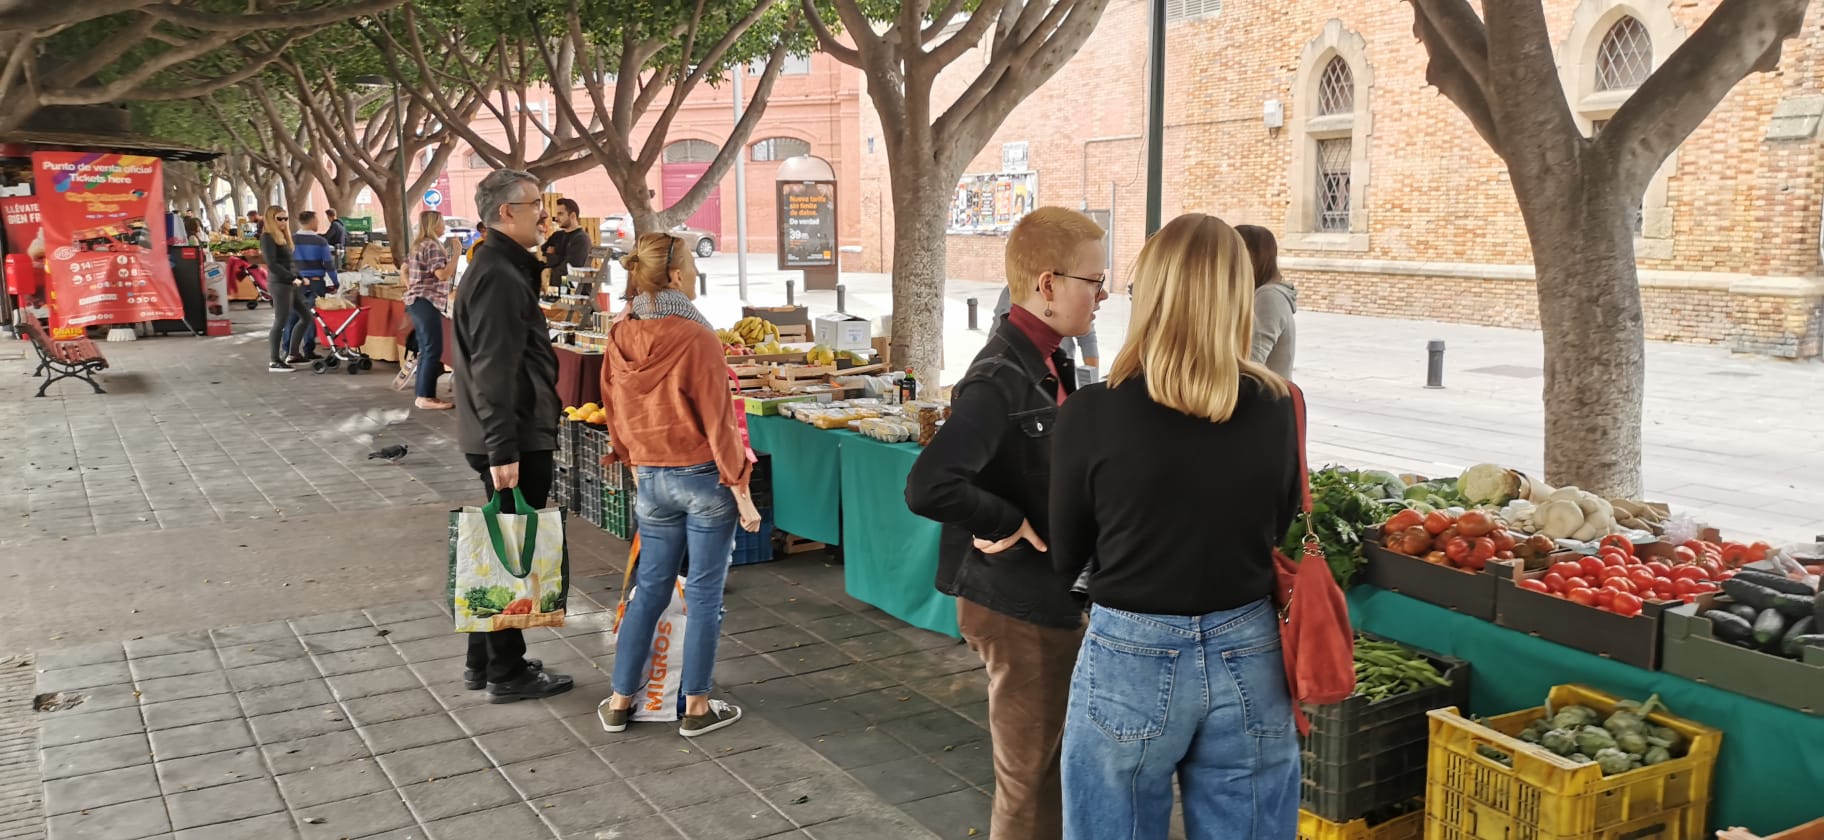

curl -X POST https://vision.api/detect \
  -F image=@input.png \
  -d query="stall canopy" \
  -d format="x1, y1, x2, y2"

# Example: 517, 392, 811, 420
0, 130, 219, 163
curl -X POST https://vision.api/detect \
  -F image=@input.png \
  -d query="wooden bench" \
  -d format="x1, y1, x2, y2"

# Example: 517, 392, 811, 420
18, 318, 107, 397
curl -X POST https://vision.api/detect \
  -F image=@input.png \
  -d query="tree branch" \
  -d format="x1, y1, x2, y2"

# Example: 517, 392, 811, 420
920, 0, 969, 45
1409, 1, 1501, 151
799, 0, 861, 66
925, 0, 1007, 69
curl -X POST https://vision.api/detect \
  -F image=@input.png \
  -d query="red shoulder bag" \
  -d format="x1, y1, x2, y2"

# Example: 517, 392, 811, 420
1273, 384, 1356, 735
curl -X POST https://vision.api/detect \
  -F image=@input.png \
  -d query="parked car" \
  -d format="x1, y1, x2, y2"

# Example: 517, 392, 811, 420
442, 216, 477, 247
600, 214, 716, 258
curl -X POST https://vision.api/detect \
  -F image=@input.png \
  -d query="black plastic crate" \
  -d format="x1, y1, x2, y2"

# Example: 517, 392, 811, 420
552, 465, 573, 512
733, 506, 775, 566
577, 472, 603, 528
1300, 638, 1470, 823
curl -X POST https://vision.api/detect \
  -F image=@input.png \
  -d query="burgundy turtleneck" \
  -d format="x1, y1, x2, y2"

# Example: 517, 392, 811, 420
1007, 303, 1067, 404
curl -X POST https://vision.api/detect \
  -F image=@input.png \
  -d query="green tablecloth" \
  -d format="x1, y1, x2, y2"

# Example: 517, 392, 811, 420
1350, 585, 1824, 835
838, 435, 958, 638
746, 415, 844, 545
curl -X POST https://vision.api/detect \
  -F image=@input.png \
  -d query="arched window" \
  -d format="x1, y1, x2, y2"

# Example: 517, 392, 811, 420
1285, 21, 1372, 249
751, 137, 811, 162
663, 140, 718, 164
1596, 17, 1652, 91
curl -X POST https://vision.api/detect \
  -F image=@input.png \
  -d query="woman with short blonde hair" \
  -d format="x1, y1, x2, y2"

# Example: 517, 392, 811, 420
1050, 213, 1301, 839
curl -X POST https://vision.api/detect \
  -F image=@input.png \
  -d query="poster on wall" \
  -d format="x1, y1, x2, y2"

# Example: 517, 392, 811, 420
1, 196, 44, 287
32, 152, 184, 328
948, 172, 1038, 234
777, 180, 837, 269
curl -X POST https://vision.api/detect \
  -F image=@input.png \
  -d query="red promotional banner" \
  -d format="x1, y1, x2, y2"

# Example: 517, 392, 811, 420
0, 196, 43, 289
32, 152, 183, 328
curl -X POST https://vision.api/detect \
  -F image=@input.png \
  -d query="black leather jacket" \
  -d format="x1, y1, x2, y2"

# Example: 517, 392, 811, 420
906, 316, 1082, 629
453, 229, 560, 466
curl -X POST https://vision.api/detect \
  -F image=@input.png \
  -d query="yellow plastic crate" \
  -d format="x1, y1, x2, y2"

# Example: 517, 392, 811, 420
1424, 685, 1720, 839
1299, 807, 1424, 840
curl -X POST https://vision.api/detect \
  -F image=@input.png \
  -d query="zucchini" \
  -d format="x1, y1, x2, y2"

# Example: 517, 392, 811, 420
1815, 590, 1824, 628
1703, 610, 1755, 644
1732, 570, 1816, 597
1753, 608, 1788, 649
1785, 634, 1824, 657
1780, 617, 1816, 658
1721, 578, 1781, 611
1770, 592, 1814, 621
1727, 603, 1761, 622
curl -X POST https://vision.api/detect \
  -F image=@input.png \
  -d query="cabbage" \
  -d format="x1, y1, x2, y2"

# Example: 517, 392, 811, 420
1460, 464, 1522, 506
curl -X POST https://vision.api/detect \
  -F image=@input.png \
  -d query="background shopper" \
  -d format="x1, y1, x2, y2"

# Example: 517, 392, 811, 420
1238, 224, 1296, 378
596, 232, 761, 738
1048, 213, 1301, 840
259, 205, 300, 373
906, 207, 1108, 840
406, 210, 457, 410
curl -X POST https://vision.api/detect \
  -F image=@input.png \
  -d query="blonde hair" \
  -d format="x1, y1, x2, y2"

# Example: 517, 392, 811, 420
1004, 207, 1105, 305
620, 232, 691, 301
263, 205, 292, 247
413, 210, 446, 252
1108, 213, 1289, 421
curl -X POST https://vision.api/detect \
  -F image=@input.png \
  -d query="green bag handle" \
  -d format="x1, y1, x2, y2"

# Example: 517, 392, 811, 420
480, 487, 540, 578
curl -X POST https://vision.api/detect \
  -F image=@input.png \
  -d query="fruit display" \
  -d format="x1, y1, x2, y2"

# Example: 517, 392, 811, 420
805, 344, 837, 366
1502, 693, 1690, 775
1376, 507, 1524, 572
564, 402, 606, 425
729, 316, 780, 346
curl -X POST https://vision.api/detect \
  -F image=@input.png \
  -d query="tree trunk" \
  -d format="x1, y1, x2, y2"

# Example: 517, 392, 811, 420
886, 171, 954, 386
1518, 173, 1645, 498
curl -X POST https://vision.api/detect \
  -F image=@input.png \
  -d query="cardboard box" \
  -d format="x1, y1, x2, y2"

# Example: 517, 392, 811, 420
814, 312, 871, 351
744, 305, 809, 327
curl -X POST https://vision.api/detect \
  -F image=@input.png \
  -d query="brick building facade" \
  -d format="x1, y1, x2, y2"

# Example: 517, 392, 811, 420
852, 0, 1824, 358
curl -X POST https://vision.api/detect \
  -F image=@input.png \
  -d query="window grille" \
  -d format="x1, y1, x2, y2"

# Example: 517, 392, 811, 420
1317, 57, 1354, 116
1597, 17, 1652, 91
1316, 138, 1352, 232
663, 139, 718, 163
751, 138, 811, 162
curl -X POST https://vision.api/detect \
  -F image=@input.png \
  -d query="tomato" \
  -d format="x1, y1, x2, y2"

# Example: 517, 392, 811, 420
1602, 577, 1636, 593
1673, 577, 1701, 600
1564, 576, 1592, 591
1747, 542, 1772, 563
1491, 530, 1517, 553
1543, 572, 1569, 593
1383, 509, 1424, 535
1457, 510, 1494, 538
1609, 591, 1644, 617
1596, 588, 1616, 608
1628, 569, 1659, 591
1721, 543, 1749, 567
1644, 561, 1672, 578
1424, 551, 1450, 565
1689, 581, 1719, 596
1599, 551, 1630, 568
1673, 546, 1699, 564
1716, 569, 1737, 582
1568, 587, 1599, 607
1444, 537, 1472, 566
1599, 534, 1635, 556
1697, 559, 1722, 580
1518, 579, 1552, 594
1424, 510, 1455, 535
1671, 565, 1709, 581
1577, 555, 1607, 580
1599, 565, 1630, 581
1550, 561, 1585, 581
1496, 550, 1517, 561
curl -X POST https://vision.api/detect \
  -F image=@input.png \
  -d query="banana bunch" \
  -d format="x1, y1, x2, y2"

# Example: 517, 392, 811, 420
715, 329, 745, 347
806, 344, 836, 366
732, 317, 779, 345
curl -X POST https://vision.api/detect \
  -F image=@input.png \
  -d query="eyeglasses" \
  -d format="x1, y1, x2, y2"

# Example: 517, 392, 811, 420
274, 216, 288, 221
1052, 270, 1107, 293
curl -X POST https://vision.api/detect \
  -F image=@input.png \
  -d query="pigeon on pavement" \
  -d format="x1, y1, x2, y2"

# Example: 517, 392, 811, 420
367, 444, 409, 462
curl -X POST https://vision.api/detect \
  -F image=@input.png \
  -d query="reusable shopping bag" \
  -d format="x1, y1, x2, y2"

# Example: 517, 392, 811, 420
1273, 384, 1356, 735
449, 488, 569, 632
609, 535, 689, 722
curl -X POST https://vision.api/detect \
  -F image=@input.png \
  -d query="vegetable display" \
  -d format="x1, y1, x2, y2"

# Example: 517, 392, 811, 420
1353, 636, 1453, 700
1701, 569, 1824, 661
1376, 507, 1522, 572
1516, 534, 1730, 616
1510, 694, 1689, 776
1282, 467, 1402, 586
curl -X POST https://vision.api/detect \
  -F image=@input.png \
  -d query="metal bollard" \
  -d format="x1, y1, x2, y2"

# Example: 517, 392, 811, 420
786, 279, 795, 305
967, 297, 979, 330
836, 284, 847, 313
698, 271, 707, 296
1426, 340, 1446, 389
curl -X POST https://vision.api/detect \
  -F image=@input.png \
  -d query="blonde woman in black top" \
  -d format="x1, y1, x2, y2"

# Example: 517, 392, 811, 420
1049, 213, 1302, 839
258, 205, 301, 373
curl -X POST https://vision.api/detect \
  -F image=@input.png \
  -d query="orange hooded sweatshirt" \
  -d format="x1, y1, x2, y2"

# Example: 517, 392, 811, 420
599, 316, 752, 488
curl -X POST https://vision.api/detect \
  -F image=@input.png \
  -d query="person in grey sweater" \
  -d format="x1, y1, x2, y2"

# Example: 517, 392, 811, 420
1237, 225, 1296, 378
994, 285, 1099, 386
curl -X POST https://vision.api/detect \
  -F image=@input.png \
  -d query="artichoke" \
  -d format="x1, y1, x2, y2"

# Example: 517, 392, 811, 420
1615, 731, 1649, 755
1569, 753, 1593, 763
1595, 748, 1634, 776
1550, 706, 1600, 730
1577, 725, 1618, 755
1604, 709, 1646, 736
1541, 728, 1579, 757
1643, 746, 1672, 766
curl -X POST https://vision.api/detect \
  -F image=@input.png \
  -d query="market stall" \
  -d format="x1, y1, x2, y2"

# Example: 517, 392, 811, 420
746, 415, 844, 546
839, 433, 954, 636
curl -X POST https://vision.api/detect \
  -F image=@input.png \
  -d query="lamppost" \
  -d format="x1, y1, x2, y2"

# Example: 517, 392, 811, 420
355, 75, 409, 252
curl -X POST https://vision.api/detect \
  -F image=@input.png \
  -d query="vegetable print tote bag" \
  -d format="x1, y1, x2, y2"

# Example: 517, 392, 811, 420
450, 488, 569, 632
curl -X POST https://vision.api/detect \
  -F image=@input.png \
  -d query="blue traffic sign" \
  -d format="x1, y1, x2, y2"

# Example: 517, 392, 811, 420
423, 189, 443, 209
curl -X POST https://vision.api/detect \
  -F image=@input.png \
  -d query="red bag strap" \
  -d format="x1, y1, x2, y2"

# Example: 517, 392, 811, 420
1289, 382, 1313, 517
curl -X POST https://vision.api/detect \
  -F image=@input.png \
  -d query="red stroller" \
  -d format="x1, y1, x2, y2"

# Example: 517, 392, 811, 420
222, 255, 271, 310
310, 305, 374, 375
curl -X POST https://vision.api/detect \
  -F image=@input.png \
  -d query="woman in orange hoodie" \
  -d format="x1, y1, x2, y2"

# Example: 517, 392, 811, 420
597, 232, 761, 738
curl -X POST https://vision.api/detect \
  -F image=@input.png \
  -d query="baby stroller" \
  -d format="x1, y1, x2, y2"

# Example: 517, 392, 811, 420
310, 305, 374, 375
222, 255, 271, 310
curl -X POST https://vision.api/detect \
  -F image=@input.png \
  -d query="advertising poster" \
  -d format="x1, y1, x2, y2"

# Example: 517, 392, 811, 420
777, 181, 836, 269
1, 195, 44, 289
32, 152, 183, 328
948, 172, 1039, 234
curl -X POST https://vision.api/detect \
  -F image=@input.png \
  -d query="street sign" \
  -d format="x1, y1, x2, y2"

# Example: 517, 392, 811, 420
423, 188, 444, 210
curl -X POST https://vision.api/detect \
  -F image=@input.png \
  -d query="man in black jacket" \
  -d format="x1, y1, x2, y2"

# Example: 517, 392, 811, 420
451, 168, 573, 703
905, 207, 1109, 840
323, 208, 348, 250
541, 198, 593, 294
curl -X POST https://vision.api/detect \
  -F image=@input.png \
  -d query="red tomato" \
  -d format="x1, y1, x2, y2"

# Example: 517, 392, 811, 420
1627, 569, 1659, 590
1609, 591, 1644, 617
1568, 587, 1599, 607
1457, 510, 1495, 538
1550, 561, 1585, 581
1599, 546, 1631, 566
1424, 511, 1455, 535
1599, 565, 1630, 581
1491, 530, 1517, 553
1543, 572, 1568, 593
1599, 534, 1636, 555
1596, 588, 1616, 609
1644, 561, 1672, 578
1673, 578, 1701, 600
1671, 565, 1709, 581
1688, 581, 1719, 595
1564, 576, 1592, 591
1518, 579, 1552, 594
1602, 577, 1636, 594
1673, 546, 1699, 564
1697, 559, 1722, 580
1578, 556, 1607, 580
1383, 509, 1424, 535
1747, 542, 1772, 563
1721, 543, 1749, 567
1716, 569, 1737, 582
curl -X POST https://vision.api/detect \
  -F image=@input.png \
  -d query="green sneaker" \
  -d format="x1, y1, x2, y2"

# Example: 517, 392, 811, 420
679, 699, 742, 737
597, 698, 633, 733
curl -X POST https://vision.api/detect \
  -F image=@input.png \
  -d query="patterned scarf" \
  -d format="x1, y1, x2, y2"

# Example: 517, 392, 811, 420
630, 288, 713, 330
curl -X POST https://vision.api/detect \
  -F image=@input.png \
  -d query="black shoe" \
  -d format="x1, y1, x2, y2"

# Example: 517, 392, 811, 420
463, 658, 542, 691
268, 362, 294, 373
486, 669, 573, 704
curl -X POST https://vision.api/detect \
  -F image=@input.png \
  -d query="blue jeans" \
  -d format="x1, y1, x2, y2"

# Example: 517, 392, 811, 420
281, 278, 325, 356
611, 462, 738, 699
406, 298, 445, 399
1062, 600, 1299, 840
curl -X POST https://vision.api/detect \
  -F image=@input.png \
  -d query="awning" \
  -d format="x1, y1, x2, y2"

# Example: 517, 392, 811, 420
0, 130, 219, 162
